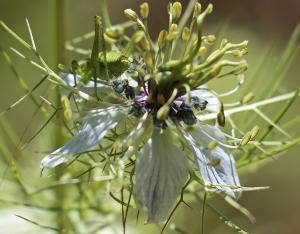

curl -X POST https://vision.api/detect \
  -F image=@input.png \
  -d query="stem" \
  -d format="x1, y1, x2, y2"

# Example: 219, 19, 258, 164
53, 0, 68, 232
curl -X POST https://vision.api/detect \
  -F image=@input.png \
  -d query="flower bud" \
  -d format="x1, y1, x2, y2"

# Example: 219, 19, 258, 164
140, 2, 149, 19
124, 9, 138, 21
158, 30, 168, 49
172, 2, 182, 21
182, 27, 191, 41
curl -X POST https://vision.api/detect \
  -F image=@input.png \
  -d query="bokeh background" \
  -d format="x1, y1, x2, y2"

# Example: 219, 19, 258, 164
0, 0, 299, 233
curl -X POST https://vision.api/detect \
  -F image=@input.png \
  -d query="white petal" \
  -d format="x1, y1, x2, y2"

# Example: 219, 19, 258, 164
41, 107, 126, 168
190, 89, 221, 113
133, 128, 189, 222
183, 123, 241, 198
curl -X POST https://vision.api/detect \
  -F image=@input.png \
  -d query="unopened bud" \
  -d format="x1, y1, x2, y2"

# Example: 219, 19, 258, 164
172, 2, 182, 21
166, 23, 178, 41
158, 30, 168, 49
250, 125, 260, 140
140, 2, 149, 19
182, 27, 191, 41
241, 132, 252, 146
124, 9, 138, 21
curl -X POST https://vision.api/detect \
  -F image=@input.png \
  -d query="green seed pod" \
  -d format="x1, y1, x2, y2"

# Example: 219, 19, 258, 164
171, 2, 182, 21
140, 2, 149, 19
250, 125, 260, 140
241, 132, 252, 146
182, 27, 191, 41
124, 9, 138, 21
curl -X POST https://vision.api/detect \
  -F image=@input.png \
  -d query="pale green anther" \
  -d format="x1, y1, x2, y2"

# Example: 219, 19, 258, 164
208, 140, 218, 150
140, 36, 151, 51
206, 49, 221, 62
208, 158, 221, 167
217, 109, 225, 127
124, 9, 138, 21
240, 132, 252, 146
166, 24, 178, 41
220, 38, 229, 48
182, 27, 191, 41
242, 92, 255, 104
197, 46, 207, 56
171, 2, 182, 21
158, 30, 168, 49
206, 35, 216, 44
133, 30, 145, 43
250, 125, 260, 140
140, 2, 149, 19
193, 2, 202, 18
58, 64, 68, 73
105, 27, 124, 39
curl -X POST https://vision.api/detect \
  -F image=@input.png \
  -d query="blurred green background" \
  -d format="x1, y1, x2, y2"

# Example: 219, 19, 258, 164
0, 0, 299, 233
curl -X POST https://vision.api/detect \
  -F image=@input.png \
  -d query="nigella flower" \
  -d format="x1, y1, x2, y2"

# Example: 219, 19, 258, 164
41, 2, 248, 222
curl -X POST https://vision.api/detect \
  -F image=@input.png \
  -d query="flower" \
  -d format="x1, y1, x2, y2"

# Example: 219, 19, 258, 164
41, 2, 248, 222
